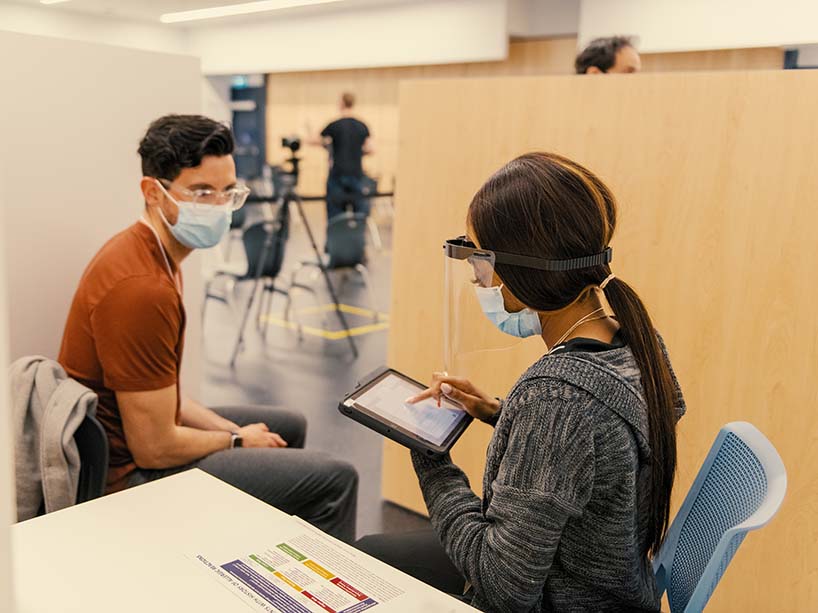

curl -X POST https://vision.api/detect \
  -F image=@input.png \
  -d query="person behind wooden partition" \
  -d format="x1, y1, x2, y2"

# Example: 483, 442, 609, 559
356, 152, 685, 612
575, 36, 641, 74
307, 92, 375, 221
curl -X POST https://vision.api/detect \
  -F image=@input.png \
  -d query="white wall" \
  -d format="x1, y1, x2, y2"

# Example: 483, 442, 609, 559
579, 0, 818, 52
188, 0, 508, 75
2, 0, 510, 76
0, 31, 204, 398
0, 2, 189, 55
202, 76, 234, 124
0, 191, 16, 613
508, 0, 579, 38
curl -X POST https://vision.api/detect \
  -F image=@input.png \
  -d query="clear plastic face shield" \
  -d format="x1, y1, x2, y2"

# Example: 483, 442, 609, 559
443, 237, 522, 383
443, 236, 614, 386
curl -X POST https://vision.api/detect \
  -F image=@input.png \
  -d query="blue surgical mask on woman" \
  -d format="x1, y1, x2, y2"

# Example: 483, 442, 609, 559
155, 179, 231, 249
474, 284, 542, 338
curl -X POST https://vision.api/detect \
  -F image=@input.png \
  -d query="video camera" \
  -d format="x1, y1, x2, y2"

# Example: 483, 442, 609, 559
279, 137, 302, 186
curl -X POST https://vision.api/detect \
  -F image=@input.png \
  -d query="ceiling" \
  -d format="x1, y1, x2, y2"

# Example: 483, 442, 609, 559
9, 0, 411, 26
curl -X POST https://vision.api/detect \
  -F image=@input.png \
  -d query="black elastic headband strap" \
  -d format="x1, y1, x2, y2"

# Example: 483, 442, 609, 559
444, 237, 613, 272
494, 247, 613, 272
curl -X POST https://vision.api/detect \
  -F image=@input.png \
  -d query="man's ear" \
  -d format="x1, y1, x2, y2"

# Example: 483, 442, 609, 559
141, 177, 162, 208
585, 66, 603, 75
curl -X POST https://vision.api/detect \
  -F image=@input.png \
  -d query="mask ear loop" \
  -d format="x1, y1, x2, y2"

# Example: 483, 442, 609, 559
598, 272, 617, 320
154, 179, 181, 210
152, 179, 182, 231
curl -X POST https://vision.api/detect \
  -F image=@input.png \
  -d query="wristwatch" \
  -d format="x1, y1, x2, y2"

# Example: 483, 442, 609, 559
230, 432, 243, 449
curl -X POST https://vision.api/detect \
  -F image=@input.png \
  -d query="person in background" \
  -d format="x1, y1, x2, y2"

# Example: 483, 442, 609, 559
575, 36, 642, 74
308, 92, 374, 220
356, 152, 685, 611
58, 114, 358, 542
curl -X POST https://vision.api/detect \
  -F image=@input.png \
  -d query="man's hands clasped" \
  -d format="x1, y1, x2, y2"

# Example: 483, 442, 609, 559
236, 423, 288, 448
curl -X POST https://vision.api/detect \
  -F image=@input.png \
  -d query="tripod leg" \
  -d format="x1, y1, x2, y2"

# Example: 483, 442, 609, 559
255, 283, 264, 331
283, 286, 292, 322
231, 228, 272, 367
259, 286, 267, 338
230, 277, 260, 368
262, 283, 277, 340
291, 194, 358, 358
257, 280, 271, 332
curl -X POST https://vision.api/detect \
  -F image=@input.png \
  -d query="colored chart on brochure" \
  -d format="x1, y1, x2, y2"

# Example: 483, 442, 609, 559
193, 528, 405, 613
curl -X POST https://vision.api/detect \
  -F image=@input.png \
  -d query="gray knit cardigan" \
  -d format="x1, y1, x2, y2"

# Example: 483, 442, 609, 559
412, 341, 686, 613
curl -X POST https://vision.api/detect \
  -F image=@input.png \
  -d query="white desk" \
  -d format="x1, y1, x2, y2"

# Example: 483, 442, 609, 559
12, 469, 474, 613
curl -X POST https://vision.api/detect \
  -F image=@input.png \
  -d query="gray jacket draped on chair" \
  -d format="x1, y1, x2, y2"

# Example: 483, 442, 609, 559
11, 356, 98, 521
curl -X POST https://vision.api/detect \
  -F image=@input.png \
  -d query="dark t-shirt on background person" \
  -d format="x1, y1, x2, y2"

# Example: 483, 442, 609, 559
321, 117, 370, 178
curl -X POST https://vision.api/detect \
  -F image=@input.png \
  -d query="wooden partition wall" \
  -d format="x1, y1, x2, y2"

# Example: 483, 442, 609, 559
265, 39, 782, 196
384, 71, 818, 612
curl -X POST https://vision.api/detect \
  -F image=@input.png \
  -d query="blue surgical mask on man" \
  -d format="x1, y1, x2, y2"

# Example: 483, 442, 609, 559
473, 284, 542, 338
155, 179, 231, 249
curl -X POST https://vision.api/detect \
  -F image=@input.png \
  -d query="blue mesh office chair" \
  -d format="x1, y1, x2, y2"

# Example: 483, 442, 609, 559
653, 422, 787, 612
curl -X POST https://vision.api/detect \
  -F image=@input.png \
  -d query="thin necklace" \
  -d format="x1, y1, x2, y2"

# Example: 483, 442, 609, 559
547, 307, 608, 354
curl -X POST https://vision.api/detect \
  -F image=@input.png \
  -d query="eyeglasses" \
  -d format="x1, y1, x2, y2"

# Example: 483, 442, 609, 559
157, 179, 250, 211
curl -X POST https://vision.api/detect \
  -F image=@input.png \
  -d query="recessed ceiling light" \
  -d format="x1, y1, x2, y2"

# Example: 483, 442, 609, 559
160, 0, 343, 24
40, 0, 72, 4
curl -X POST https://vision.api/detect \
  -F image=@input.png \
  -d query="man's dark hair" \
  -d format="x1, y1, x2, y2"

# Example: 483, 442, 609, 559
138, 114, 234, 180
574, 36, 634, 74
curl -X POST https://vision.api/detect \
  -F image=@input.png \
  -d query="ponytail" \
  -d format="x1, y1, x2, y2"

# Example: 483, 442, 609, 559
604, 277, 678, 557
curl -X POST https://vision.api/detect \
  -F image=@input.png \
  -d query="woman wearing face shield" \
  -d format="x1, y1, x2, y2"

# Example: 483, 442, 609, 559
356, 152, 686, 612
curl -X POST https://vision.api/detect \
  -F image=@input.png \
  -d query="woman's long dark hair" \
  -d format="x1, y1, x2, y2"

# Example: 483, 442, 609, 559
468, 152, 677, 557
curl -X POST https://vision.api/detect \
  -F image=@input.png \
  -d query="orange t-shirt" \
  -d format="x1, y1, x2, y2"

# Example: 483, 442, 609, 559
58, 222, 185, 492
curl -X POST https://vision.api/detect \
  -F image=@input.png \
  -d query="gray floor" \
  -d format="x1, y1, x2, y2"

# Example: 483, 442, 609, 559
200, 201, 430, 539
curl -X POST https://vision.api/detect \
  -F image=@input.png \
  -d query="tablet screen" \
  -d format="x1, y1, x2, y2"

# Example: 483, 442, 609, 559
353, 373, 467, 446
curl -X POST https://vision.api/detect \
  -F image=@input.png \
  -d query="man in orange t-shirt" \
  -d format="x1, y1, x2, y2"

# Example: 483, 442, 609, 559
59, 115, 358, 541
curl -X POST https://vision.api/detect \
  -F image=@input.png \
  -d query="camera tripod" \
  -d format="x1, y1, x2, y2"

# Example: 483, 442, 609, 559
280, 154, 359, 359
226, 146, 360, 366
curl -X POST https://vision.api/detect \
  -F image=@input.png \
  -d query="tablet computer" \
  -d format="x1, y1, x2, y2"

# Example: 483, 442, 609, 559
339, 367, 473, 459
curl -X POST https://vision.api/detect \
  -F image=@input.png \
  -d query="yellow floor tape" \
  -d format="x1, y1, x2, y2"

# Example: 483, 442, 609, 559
294, 303, 390, 320
261, 304, 390, 340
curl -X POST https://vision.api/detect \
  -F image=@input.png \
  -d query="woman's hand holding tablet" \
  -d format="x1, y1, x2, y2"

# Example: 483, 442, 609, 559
406, 371, 500, 422
339, 368, 473, 459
